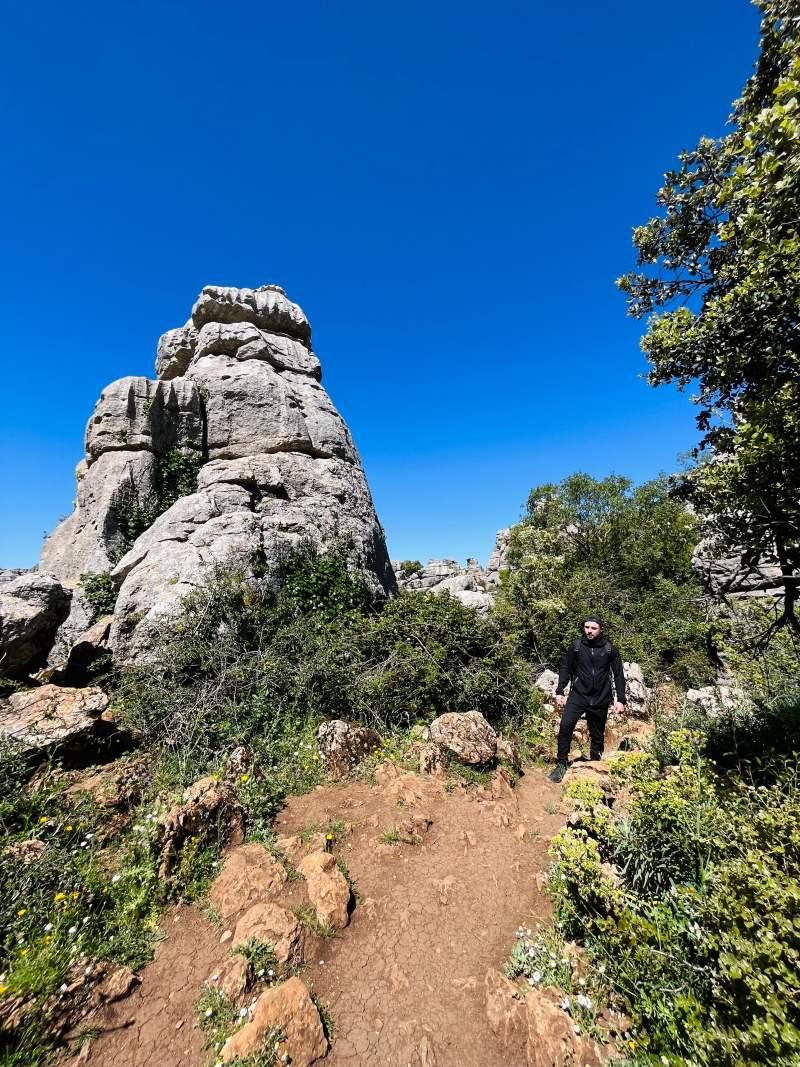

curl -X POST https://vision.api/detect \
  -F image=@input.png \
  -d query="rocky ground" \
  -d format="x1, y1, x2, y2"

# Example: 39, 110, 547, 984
62, 753, 616, 1067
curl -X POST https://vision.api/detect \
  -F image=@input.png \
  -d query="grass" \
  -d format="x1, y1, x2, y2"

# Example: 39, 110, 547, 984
292, 904, 336, 940
379, 826, 401, 845
298, 818, 347, 846
335, 856, 360, 903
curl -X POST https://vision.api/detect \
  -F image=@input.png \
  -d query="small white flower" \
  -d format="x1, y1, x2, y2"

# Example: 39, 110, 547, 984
560, 996, 571, 1012
111, 874, 121, 884
239, 1008, 247, 1017
257, 969, 265, 977
205, 1008, 213, 1017
210, 974, 219, 982
576, 994, 592, 1010
267, 969, 274, 977
530, 971, 541, 985
573, 1025, 581, 1035
68, 926, 77, 934
44, 923, 53, 932
60, 983, 69, 993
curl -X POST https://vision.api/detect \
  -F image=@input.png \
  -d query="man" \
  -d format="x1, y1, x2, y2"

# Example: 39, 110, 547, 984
548, 615, 626, 783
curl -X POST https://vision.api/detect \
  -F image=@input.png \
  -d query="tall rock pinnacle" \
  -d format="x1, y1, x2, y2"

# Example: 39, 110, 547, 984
39, 284, 395, 658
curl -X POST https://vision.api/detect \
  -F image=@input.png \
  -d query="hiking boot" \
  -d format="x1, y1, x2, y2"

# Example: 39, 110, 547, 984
548, 762, 567, 784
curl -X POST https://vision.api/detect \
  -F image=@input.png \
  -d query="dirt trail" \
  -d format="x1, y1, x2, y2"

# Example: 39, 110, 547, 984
72, 764, 566, 1067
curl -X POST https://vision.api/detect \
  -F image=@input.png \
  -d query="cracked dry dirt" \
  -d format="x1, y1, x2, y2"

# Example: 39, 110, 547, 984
71, 764, 565, 1067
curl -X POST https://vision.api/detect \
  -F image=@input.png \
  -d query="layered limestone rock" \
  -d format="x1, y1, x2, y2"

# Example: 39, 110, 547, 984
38, 284, 395, 659
692, 537, 791, 600
0, 571, 71, 677
391, 529, 511, 613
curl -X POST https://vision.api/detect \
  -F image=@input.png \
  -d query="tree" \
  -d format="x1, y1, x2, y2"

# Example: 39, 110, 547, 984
617, 1, 800, 639
492, 473, 714, 686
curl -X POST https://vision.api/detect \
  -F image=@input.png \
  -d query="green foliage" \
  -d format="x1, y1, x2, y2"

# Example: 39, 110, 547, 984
398, 560, 423, 578
493, 472, 714, 685
549, 733, 800, 1063
118, 546, 538, 785
504, 925, 573, 990
618, 1, 800, 637
108, 448, 203, 560
78, 571, 118, 621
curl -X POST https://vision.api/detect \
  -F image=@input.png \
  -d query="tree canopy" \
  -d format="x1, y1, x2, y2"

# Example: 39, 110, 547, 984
618, 0, 800, 636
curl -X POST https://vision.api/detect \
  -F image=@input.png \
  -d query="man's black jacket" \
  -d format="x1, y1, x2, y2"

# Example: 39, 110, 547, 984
556, 634, 626, 710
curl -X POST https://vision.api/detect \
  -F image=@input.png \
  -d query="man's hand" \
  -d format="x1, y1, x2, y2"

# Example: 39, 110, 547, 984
555, 694, 566, 709
612, 702, 625, 716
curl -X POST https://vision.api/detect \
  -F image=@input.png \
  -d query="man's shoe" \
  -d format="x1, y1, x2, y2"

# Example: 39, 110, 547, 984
548, 762, 567, 784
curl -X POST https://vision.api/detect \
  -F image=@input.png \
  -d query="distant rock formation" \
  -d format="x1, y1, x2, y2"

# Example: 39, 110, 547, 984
692, 537, 791, 601
391, 529, 510, 613
38, 284, 395, 659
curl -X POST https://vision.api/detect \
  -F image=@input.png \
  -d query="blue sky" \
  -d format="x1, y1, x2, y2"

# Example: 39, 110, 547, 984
1, 0, 761, 568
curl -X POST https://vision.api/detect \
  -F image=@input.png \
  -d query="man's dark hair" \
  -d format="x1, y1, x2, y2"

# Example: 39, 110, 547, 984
583, 614, 604, 629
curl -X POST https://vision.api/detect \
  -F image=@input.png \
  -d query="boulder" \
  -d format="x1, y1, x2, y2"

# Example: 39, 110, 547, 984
0, 685, 110, 758
534, 670, 559, 700
211, 954, 250, 1000
685, 685, 738, 714
219, 976, 327, 1066
156, 776, 244, 880
0, 572, 70, 678
37, 283, 396, 660
298, 850, 351, 930
497, 733, 522, 770
210, 843, 288, 922
485, 968, 527, 1048
430, 710, 497, 765
417, 741, 447, 776
623, 662, 649, 716
524, 987, 608, 1067
317, 719, 380, 778
233, 902, 303, 965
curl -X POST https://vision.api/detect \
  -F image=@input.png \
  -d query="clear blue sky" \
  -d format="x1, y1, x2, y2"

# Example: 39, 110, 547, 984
0, 0, 761, 569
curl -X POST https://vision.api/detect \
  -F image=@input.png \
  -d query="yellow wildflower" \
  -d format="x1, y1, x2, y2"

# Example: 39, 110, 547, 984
65, 825, 73, 833
54, 892, 65, 902
313, 754, 319, 762
39, 816, 49, 824
240, 773, 250, 783
71, 891, 79, 900
18, 949, 27, 957
16, 909, 26, 918
0, 985, 7, 995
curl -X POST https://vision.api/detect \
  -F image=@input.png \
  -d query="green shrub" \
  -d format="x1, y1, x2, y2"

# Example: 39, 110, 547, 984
398, 560, 423, 578
549, 737, 800, 1063
117, 546, 540, 785
78, 571, 118, 621
493, 473, 715, 686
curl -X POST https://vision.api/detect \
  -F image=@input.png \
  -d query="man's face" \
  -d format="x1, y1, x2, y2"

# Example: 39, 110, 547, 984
584, 620, 601, 640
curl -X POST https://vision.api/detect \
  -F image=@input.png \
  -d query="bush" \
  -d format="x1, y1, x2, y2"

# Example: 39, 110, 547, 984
549, 739, 800, 1063
118, 546, 540, 785
493, 473, 715, 686
78, 571, 118, 621
398, 560, 423, 578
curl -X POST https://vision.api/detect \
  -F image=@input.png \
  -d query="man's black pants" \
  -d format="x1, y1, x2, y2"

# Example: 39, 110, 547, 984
556, 698, 608, 763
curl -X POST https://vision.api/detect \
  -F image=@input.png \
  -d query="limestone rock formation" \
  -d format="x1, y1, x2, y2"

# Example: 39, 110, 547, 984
0, 684, 110, 758
692, 536, 794, 601
37, 284, 395, 659
0, 571, 70, 678
219, 976, 327, 1066
429, 709, 497, 764
316, 719, 380, 778
298, 849, 351, 930
391, 529, 510, 614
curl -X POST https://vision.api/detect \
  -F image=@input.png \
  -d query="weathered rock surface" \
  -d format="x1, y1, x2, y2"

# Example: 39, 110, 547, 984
232, 901, 303, 964
0, 571, 70, 677
429, 710, 497, 765
693, 536, 793, 600
0, 685, 109, 757
317, 719, 380, 778
156, 776, 244, 880
220, 976, 327, 1066
391, 528, 510, 613
210, 843, 288, 922
37, 284, 395, 659
298, 849, 351, 929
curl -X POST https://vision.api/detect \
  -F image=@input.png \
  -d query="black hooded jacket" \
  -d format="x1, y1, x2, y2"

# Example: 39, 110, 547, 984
556, 634, 626, 709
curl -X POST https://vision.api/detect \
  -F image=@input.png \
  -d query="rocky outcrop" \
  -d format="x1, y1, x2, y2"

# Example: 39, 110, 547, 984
693, 537, 793, 601
391, 530, 510, 614
430, 710, 497, 764
219, 976, 327, 1066
38, 284, 395, 659
0, 685, 110, 758
0, 571, 70, 678
317, 719, 380, 777
298, 850, 351, 930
